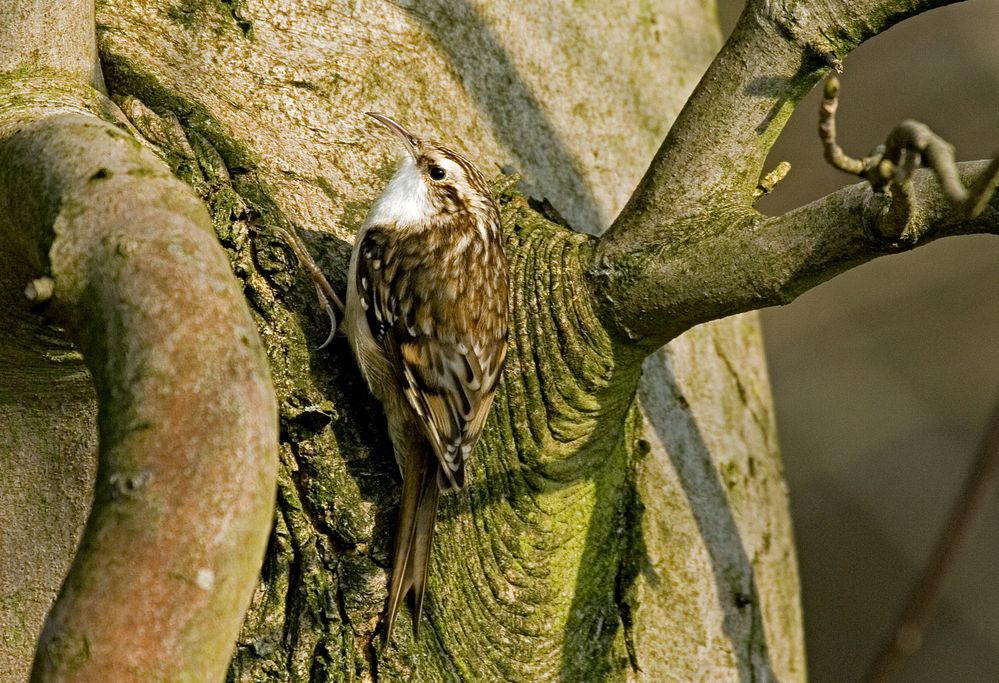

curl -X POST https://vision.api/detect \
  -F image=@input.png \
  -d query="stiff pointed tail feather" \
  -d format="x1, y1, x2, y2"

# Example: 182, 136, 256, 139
384, 450, 442, 642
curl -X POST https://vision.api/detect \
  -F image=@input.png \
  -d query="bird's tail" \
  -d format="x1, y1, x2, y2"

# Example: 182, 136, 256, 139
384, 446, 442, 642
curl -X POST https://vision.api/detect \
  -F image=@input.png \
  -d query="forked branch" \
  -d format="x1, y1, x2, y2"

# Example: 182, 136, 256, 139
590, 0, 996, 350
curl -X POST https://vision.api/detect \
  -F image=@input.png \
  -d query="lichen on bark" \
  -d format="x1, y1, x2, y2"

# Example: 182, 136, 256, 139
2, 1, 818, 680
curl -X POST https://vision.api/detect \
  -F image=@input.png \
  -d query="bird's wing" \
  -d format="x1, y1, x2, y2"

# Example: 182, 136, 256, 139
355, 227, 506, 489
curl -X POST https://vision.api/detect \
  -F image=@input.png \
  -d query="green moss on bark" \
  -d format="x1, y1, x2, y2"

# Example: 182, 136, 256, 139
105, 85, 652, 677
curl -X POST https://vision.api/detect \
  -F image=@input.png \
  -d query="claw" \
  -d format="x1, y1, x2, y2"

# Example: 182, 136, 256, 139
273, 224, 345, 348
316, 284, 338, 350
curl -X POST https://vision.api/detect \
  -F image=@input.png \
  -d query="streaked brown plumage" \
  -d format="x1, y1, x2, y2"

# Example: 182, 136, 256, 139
347, 113, 508, 641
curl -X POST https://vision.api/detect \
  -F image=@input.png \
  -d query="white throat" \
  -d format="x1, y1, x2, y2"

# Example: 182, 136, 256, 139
366, 154, 434, 228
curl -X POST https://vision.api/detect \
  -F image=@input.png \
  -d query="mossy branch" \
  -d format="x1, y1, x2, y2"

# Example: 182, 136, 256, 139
0, 0, 105, 92
0, 99, 278, 683
590, 0, 993, 349
0, 2, 278, 679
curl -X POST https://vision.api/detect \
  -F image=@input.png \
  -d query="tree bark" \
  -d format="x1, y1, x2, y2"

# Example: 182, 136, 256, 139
0, 2, 277, 681
105, 2, 802, 680
2, 0, 994, 681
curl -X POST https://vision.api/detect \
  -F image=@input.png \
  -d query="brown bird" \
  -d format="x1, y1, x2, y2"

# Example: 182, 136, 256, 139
347, 113, 509, 641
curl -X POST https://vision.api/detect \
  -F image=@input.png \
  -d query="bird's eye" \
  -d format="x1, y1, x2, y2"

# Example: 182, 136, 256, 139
429, 165, 446, 181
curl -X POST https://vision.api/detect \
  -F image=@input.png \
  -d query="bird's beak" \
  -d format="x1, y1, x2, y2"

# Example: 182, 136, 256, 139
366, 112, 419, 159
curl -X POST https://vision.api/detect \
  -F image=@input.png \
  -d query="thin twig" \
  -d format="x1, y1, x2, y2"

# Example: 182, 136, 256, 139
864, 392, 999, 683
819, 76, 999, 232
753, 161, 792, 199
819, 77, 866, 175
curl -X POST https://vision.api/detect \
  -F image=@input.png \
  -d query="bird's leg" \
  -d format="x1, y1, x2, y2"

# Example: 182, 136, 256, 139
275, 225, 345, 348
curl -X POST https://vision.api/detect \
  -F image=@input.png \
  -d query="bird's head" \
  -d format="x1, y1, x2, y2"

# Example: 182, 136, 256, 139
366, 112, 491, 225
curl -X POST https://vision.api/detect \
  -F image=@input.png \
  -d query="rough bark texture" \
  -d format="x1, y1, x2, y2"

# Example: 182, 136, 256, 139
7, 0, 989, 680
88, 1, 797, 680
0, 1, 795, 680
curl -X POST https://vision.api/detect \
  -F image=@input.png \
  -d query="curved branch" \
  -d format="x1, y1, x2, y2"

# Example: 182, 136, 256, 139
1, 4, 278, 673
0, 100, 277, 681
1, 5, 279, 677
592, 0, 966, 346
819, 75, 999, 230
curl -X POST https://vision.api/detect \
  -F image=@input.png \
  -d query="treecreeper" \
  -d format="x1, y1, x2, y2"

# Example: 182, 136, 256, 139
281, 112, 509, 640
345, 113, 509, 641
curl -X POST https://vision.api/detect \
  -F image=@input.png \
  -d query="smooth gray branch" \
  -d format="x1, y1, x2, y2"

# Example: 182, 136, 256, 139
603, 0, 965, 242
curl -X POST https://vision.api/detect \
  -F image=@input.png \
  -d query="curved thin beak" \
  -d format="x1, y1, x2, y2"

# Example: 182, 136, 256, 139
366, 112, 419, 159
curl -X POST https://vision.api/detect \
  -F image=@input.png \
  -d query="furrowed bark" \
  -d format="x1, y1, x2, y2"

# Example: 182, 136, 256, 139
83, 2, 798, 679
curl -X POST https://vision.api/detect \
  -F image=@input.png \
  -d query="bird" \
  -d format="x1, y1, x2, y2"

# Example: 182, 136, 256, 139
346, 112, 509, 641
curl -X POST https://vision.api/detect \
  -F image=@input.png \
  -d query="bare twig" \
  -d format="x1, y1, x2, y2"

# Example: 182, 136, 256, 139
819, 77, 868, 176
819, 75, 999, 231
864, 393, 999, 683
753, 161, 792, 199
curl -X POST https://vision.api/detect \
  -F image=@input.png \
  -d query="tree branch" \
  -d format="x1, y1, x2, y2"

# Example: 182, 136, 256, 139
590, 0, 978, 347
0, 3, 278, 679
588, 160, 998, 348
0, 0, 104, 92
819, 75, 999, 232
0, 101, 278, 683
864, 392, 999, 682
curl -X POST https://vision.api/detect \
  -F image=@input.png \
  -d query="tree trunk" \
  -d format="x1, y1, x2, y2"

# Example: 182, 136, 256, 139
1, 2, 805, 680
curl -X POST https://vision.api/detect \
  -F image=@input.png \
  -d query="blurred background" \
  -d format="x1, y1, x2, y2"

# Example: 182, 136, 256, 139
715, 1, 999, 681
